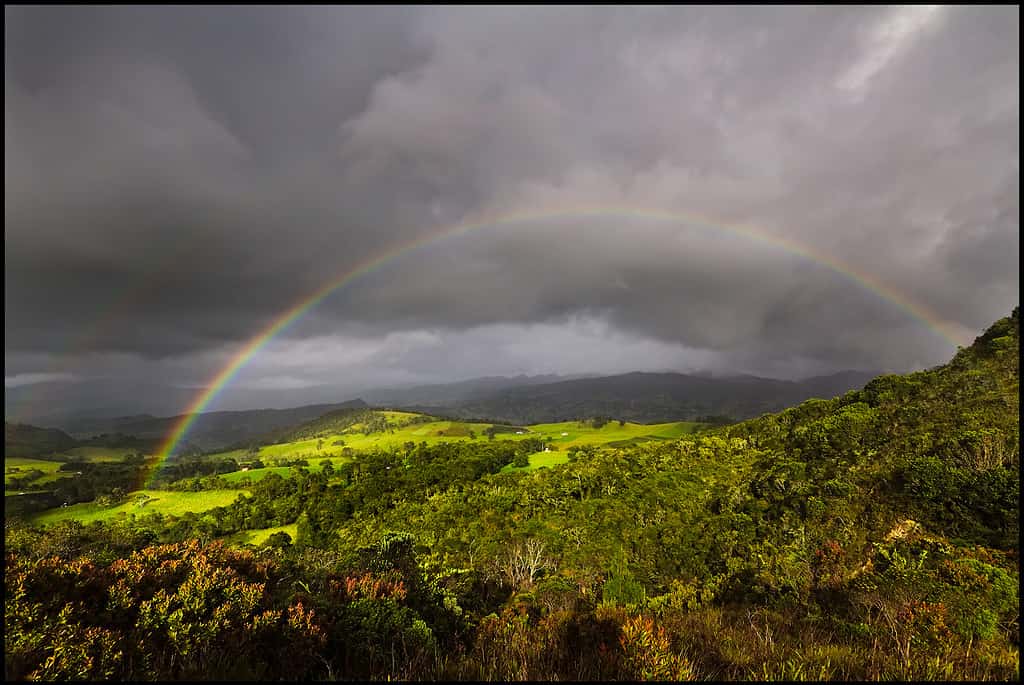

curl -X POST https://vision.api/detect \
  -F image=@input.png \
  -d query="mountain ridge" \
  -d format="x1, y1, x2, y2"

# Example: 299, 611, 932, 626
10, 370, 880, 452
427, 369, 881, 424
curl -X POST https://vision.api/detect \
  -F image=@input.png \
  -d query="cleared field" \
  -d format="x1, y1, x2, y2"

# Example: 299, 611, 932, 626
203, 416, 706, 468
31, 489, 248, 526
5, 457, 64, 488
6, 449, 159, 490
6, 457, 63, 473
518, 420, 702, 448
500, 450, 571, 473
219, 457, 352, 484
220, 466, 303, 484
205, 442, 338, 462
225, 523, 298, 547
255, 438, 324, 458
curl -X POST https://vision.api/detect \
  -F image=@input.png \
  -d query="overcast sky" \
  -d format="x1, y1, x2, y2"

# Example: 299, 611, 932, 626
5, 5, 1019, 417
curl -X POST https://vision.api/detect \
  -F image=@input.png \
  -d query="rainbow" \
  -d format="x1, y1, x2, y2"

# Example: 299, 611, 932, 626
146, 205, 967, 482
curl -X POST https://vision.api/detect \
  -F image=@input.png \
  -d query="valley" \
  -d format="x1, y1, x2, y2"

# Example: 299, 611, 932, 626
4, 309, 1019, 681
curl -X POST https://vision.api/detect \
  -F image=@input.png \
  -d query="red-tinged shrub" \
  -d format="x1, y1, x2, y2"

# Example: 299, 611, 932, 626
618, 614, 696, 681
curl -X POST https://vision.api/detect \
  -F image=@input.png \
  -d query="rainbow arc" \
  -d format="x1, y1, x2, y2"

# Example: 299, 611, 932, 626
145, 206, 967, 483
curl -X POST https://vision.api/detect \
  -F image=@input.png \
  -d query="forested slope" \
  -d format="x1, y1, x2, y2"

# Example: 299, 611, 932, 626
5, 309, 1018, 681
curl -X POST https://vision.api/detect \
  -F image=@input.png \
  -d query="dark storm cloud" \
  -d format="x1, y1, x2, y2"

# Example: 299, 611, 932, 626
4, 5, 1018, 408
5, 5, 432, 356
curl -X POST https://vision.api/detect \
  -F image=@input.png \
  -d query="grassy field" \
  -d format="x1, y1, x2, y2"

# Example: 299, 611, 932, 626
514, 420, 701, 447
5, 446, 159, 491
205, 415, 705, 463
31, 489, 248, 526
6, 457, 63, 473
5, 457, 65, 489
219, 466, 300, 484
500, 450, 571, 473
218, 457, 353, 484
20, 412, 705, 527
200, 416, 704, 476
224, 523, 298, 547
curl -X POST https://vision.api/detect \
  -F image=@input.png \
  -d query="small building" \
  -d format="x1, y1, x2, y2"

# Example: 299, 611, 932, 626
561, 432, 569, 436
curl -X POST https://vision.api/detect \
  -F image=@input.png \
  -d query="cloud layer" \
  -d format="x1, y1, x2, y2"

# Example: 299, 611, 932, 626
5, 6, 1018, 415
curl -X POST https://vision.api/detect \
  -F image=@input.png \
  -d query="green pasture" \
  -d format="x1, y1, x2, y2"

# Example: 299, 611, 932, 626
205, 415, 706, 465
218, 457, 353, 484
5, 457, 65, 488
6, 448, 159, 490
517, 420, 702, 448
219, 466, 299, 484
31, 489, 248, 527
225, 523, 298, 547
500, 450, 571, 473
6, 457, 63, 473
7, 446, 147, 465
204, 441, 338, 462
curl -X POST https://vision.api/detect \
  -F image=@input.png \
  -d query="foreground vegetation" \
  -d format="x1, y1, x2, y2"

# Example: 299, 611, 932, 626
4, 309, 1019, 680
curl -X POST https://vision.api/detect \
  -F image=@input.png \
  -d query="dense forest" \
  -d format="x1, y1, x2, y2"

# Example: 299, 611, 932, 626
4, 309, 1018, 681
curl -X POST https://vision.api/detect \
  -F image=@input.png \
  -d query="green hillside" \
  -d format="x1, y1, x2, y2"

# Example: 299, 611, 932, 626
203, 415, 704, 465
3, 422, 77, 457
31, 489, 248, 527
4, 309, 1019, 681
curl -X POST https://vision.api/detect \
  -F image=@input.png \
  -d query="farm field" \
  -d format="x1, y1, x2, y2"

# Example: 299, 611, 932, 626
517, 420, 701, 447
12, 413, 706, 526
6, 448, 159, 491
219, 466, 306, 484
5, 457, 65, 489
31, 489, 248, 526
500, 450, 570, 473
203, 413, 706, 463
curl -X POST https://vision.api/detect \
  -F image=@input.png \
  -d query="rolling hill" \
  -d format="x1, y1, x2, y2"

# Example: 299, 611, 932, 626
44, 399, 370, 452
3, 422, 78, 458
359, 373, 592, 406
13, 369, 876, 453
5, 309, 1018, 681
429, 369, 880, 424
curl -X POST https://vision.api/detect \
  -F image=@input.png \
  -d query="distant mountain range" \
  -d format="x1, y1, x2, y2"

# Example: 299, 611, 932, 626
3, 422, 166, 459
393, 370, 881, 425
41, 399, 369, 452
7, 370, 880, 453
359, 373, 594, 406
4, 422, 79, 457
4, 379, 203, 427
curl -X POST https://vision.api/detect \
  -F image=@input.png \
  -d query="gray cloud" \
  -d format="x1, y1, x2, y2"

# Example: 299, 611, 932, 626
4, 6, 1018, 415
